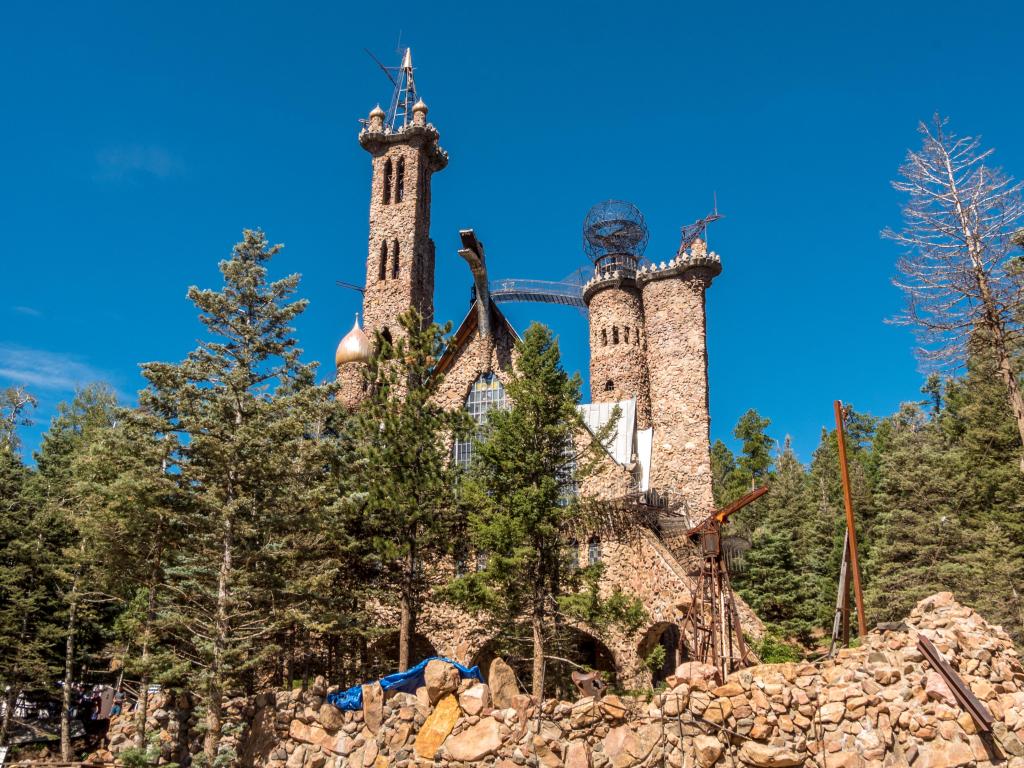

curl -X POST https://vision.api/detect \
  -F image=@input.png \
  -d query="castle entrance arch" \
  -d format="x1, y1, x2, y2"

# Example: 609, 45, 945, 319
365, 631, 438, 679
470, 627, 618, 699
637, 621, 685, 685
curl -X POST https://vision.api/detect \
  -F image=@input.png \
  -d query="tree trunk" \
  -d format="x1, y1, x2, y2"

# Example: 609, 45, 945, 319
531, 603, 545, 700
992, 332, 1024, 472
1, 686, 17, 746
61, 574, 80, 762
205, 515, 232, 762
134, 578, 159, 750
398, 544, 416, 672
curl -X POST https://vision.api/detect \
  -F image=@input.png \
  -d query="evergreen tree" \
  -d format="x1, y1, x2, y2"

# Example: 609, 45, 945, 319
345, 308, 466, 672
866, 404, 964, 624
736, 528, 815, 643
25, 384, 120, 760
0, 388, 52, 746
450, 324, 643, 697
71, 412, 185, 748
140, 230, 322, 762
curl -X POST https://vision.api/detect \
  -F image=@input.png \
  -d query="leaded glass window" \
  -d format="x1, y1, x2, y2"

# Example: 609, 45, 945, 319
453, 372, 506, 470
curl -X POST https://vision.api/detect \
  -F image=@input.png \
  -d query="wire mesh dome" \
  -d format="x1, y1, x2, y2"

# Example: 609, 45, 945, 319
583, 200, 649, 273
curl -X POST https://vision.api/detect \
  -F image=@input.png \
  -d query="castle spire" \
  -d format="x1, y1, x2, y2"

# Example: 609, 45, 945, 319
386, 47, 418, 132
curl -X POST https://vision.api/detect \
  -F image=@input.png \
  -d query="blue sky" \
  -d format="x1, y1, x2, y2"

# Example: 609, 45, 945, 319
3, 0, 1022, 461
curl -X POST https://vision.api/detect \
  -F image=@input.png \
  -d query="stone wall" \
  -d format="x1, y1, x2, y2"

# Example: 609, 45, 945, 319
639, 253, 719, 521
95, 593, 1024, 768
584, 281, 651, 430
360, 122, 446, 339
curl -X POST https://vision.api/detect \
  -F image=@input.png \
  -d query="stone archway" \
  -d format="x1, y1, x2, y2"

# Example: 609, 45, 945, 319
365, 632, 438, 678
469, 627, 619, 699
637, 621, 685, 685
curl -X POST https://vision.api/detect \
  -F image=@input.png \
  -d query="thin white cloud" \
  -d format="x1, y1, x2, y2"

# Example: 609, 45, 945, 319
95, 144, 184, 181
12, 306, 42, 317
0, 344, 117, 393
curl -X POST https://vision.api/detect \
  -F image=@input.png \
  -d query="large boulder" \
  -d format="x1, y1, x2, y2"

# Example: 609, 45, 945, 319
694, 735, 724, 768
459, 683, 491, 716
488, 657, 520, 708
446, 717, 502, 762
424, 660, 460, 705
413, 693, 460, 759
362, 682, 383, 734
738, 742, 805, 768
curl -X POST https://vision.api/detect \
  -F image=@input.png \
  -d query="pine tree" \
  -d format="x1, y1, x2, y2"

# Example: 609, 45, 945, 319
24, 384, 120, 760
0, 388, 53, 746
865, 404, 962, 624
344, 308, 466, 673
450, 323, 643, 697
140, 230, 323, 762
71, 412, 185, 748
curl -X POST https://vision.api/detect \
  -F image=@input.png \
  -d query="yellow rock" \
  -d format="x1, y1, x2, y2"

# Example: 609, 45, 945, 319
413, 693, 461, 760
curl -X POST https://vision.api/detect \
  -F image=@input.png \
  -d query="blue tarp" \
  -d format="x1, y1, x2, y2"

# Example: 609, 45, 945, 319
326, 656, 483, 711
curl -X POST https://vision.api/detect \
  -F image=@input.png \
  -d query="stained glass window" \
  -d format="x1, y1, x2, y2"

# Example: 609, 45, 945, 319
453, 372, 506, 470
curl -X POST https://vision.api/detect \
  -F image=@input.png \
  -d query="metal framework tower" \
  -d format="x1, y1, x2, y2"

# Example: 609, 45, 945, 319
367, 47, 421, 132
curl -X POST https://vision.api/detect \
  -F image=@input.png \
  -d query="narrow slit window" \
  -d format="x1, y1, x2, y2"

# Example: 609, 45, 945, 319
378, 241, 387, 281
391, 240, 400, 279
624, 327, 630, 343
612, 326, 619, 344
588, 536, 602, 565
382, 159, 393, 205
396, 158, 405, 202
601, 329, 608, 347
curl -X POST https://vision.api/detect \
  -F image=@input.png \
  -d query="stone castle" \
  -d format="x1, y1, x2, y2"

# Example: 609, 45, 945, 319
331, 55, 755, 688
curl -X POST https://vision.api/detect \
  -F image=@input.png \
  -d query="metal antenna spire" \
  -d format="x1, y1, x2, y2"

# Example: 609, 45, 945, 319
364, 47, 420, 132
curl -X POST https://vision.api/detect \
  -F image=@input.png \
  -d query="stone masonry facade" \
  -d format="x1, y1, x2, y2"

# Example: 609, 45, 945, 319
336, 84, 741, 689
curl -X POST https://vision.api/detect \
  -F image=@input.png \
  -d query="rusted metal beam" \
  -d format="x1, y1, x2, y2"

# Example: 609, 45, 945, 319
834, 400, 868, 637
917, 635, 993, 733
714, 485, 769, 524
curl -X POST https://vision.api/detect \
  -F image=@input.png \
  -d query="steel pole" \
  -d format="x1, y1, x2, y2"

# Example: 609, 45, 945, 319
834, 401, 868, 637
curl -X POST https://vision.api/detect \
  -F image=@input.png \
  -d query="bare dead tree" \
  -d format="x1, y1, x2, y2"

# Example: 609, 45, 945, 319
884, 115, 1024, 470
0, 386, 37, 452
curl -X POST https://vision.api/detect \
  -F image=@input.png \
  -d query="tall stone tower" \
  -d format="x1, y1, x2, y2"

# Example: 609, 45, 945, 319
581, 201, 652, 429
357, 49, 448, 342
638, 238, 721, 518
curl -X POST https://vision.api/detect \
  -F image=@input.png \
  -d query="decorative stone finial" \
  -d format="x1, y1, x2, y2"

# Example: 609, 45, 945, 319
412, 99, 428, 127
368, 104, 385, 132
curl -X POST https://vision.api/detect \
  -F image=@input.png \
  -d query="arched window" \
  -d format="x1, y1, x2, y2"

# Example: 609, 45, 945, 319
604, 379, 614, 392
612, 326, 619, 344
391, 240, 400, 279
453, 372, 506, 469
565, 539, 579, 571
383, 159, 393, 205
380, 327, 392, 346
624, 327, 630, 343
396, 158, 405, 202
588, 536, 602, 565
601, 329, 607, 347
378, 241, 387, 281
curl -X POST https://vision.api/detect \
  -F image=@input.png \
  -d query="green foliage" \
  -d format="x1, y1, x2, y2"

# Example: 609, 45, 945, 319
448, 323, 645, 695
643, 643, 667, 673
753, 627, 803, 663
345, 308, 467, 669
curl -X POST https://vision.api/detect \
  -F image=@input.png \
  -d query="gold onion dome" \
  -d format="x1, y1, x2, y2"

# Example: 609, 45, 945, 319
369, 104, 385, 119
335, 316, 371, 367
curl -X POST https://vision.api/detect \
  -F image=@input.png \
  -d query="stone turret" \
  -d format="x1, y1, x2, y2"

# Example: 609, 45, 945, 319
583, 270, 651, 429
357, 67, 447, 344
581, 201, 653, 428
637, 238, 722, 518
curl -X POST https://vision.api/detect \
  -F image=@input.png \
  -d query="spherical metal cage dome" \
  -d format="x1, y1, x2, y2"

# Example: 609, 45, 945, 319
582, 200, 649, 264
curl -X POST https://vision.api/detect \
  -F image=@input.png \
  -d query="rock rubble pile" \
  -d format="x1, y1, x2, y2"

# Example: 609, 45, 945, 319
95, 593, 1024, 768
